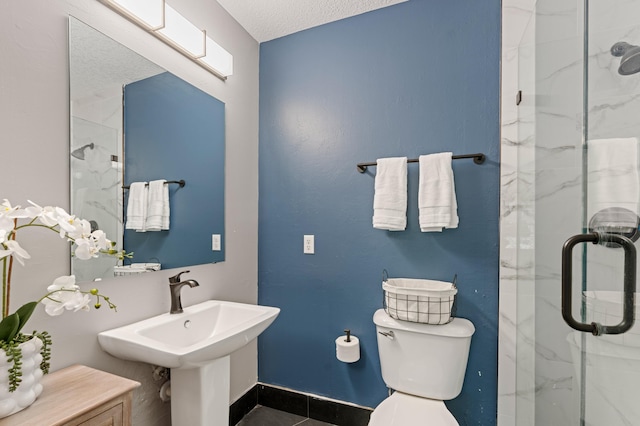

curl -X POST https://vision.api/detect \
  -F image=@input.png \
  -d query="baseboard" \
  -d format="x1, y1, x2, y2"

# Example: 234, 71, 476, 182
229, 382, 373, 426
229, 385, 258, 426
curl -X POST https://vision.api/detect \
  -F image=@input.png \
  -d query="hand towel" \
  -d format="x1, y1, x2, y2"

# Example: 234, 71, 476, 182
125, 182, 148, 231
146, 180, 170, 231
419, 152, 459, 232
373, 157, 408, 231
587, 138, 639, 231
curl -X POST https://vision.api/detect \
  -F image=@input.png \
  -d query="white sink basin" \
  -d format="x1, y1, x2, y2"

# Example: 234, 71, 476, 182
98, 300, 280, 369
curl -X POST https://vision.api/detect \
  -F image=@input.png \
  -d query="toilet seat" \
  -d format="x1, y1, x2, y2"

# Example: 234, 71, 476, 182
368, 392, 458, 426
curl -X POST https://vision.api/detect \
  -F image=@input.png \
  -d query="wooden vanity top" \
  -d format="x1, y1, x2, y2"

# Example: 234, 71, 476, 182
0, 364, 140, 426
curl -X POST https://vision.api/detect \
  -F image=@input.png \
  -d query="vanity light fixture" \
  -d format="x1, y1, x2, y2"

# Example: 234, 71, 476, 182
101, 0, 165, 30
156, 4, 206, 58
100, 0, 233, 80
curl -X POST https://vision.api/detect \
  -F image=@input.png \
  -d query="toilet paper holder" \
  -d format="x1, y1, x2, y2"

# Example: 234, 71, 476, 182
336, 329, 360, 363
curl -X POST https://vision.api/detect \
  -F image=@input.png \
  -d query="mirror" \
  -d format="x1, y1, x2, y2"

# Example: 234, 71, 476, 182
69, 17, 225, 282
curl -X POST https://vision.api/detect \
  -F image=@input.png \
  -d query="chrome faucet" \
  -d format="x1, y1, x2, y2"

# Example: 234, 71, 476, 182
169, 270, 200, 314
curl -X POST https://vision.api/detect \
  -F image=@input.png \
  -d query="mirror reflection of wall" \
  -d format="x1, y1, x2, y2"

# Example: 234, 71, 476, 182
69, 17, 225, 282
123, 72, 225, 270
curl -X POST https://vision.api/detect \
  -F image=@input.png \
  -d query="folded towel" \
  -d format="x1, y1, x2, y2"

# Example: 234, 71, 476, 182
373, 157, 408, 231
588, 138, 639, 230
419, 153, 459, 232
146, 180, 170, 231
125, 182, 148, 231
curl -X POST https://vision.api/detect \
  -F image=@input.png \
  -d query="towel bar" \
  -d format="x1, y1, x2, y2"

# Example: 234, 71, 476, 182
356, 153, 485, 173
123, 180, 185, 190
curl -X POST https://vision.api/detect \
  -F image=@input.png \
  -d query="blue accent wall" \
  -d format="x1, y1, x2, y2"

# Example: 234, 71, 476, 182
258, 1, 500, 424
124, 72, 225, 268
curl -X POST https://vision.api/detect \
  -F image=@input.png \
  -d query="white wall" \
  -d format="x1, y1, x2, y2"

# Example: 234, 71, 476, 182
0, 1, 259, 424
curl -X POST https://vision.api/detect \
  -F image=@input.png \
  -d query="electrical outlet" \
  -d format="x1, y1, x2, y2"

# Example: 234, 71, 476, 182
212, 234, 221, 251
304, 235, 314, 254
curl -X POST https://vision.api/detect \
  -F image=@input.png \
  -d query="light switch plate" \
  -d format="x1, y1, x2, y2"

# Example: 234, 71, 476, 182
212, 234, 221, 251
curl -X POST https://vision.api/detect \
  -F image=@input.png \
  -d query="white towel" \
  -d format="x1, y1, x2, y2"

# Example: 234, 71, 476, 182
588, 138, 639, 230
419, 153, 459, 232
373, 157, 408, 231
125, 182, 148, 231
146, 180, 170, 231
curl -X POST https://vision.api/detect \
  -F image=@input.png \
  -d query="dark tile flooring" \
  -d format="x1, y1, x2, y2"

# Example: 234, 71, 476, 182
236, 405, 337, 426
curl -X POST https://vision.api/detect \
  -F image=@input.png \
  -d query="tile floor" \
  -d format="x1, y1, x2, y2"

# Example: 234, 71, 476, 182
236, 405, 337, 426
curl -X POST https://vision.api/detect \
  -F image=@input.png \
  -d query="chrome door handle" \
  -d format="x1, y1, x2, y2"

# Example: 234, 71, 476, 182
562, 232, 636, 335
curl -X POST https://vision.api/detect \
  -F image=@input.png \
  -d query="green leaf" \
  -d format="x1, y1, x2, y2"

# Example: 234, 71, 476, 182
14, 302, 37, 336
0, 314, 20, 342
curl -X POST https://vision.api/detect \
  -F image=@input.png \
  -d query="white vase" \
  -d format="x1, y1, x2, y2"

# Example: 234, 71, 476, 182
0, 337, 44, 418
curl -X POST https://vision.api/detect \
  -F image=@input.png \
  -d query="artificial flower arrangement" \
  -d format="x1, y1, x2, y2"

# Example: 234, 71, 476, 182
0, 199, 128, 392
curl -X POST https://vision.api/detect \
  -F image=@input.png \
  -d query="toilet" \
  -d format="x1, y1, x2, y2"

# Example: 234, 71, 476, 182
369, 309, 475, 425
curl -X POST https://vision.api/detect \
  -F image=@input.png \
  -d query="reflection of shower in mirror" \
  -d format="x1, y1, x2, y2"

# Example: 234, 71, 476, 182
70, 118, 123, 282
71, 143, 94, 160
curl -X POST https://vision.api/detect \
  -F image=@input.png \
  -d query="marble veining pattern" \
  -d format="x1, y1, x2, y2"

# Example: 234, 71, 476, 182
501, 0, 640, 425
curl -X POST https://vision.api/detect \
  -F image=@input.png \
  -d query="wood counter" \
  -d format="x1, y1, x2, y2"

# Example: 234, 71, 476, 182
0, 364, 140, 426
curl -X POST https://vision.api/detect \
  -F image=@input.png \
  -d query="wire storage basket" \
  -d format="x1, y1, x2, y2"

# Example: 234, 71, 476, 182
382, 275, 457, 325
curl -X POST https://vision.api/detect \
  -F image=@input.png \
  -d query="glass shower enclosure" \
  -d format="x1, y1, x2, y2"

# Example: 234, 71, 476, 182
505, 0, 640, 424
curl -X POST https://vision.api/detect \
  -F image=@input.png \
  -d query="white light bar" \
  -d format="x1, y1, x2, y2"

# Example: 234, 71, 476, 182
100, 0, 232, 80
157, 4, 206, 58
103, 0, 164, 30
200, 36, 234, 77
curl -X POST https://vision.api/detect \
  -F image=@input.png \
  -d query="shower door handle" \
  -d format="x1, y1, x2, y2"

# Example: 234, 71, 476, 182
561, 232, 636, 335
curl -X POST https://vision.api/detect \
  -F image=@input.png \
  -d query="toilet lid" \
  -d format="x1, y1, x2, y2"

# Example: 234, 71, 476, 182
368, 392, 458, 426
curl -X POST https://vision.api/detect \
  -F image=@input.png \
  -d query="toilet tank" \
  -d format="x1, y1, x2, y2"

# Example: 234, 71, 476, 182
374, 309, 475, 400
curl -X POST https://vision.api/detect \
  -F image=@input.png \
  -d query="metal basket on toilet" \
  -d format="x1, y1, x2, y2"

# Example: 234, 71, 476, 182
382, 271, 457, 325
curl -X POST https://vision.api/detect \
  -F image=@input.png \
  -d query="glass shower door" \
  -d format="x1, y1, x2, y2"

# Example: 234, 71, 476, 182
515, 0, 640, 425
571, 2, 640, 424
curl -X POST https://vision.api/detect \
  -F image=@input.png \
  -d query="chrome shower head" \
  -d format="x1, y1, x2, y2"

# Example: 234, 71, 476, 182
611, 41, 640, 75
71, 143, 95, 160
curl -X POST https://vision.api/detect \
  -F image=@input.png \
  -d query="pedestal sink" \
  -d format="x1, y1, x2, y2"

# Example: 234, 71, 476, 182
98, 300, 280, 426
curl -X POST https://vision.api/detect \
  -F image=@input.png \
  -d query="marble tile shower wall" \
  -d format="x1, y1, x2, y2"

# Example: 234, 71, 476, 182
500, 0, 640, 425
71, 88, 124, 282
499, 1, 536, 425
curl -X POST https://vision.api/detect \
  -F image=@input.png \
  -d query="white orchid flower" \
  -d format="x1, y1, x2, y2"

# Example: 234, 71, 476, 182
3, 240, 31, 266
0, 230, 14, 261
0, 227, 32, 265
90, 230, 110, 250
73, 238, 99, 260
41, 275, 91, 316
0, 215, 15, 235
25, 201, 59, 226
53, 207, 79, 238
0, 200, 29, 219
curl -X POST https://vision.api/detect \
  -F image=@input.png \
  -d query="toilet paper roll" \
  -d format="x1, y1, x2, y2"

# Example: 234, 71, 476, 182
335, 335, 360, 363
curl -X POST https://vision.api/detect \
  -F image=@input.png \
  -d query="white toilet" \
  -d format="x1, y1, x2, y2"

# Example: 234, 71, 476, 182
369, 309, 475, 425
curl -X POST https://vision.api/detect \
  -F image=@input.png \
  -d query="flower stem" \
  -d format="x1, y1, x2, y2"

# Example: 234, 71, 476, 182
4, 219, 17, 318
5, 254, 13, 318
37, 288, 117, 312
2, 258, 7, 319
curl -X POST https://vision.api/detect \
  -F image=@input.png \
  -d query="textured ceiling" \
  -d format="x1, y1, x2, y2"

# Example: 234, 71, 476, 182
216, 0, 408, 42
70, 18, 164, 101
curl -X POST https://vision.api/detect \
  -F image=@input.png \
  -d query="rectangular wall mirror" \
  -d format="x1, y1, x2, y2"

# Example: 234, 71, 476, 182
69, 17, 225, 282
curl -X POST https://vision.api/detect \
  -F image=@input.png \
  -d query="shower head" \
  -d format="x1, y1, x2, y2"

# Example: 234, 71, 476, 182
611, 41, 640, 75
71, 143, 95, 160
